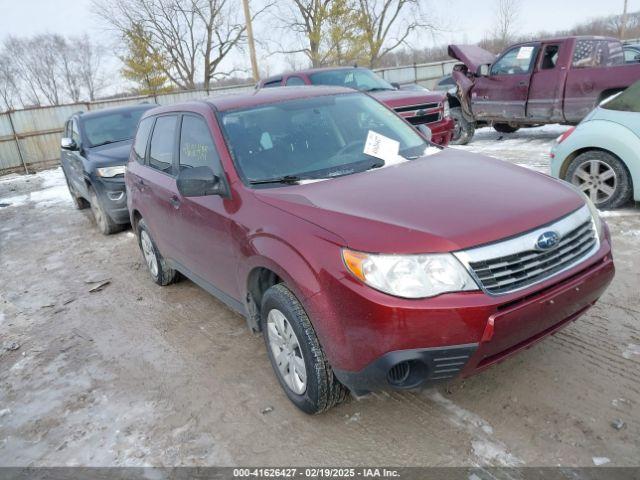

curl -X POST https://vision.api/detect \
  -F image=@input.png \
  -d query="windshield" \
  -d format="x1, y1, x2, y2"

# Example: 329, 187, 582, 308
601, 80, 640, 112
82, 109, 148, 147
309, 68, 395, 92
219, 93, 430, 186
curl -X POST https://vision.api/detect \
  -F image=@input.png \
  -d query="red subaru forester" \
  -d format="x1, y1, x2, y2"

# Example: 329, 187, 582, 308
126, 86, 614, 414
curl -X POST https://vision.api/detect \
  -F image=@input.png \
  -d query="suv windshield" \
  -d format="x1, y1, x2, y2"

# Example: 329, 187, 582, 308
219, 93, 430, 186
602, 80, 640, 112
309, 68, 395, 92
82, 109, 148, 147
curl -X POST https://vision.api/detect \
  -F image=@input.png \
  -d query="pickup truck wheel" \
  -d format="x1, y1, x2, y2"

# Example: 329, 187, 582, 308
137, 219, 177, 285
450, 107, 475, 145
261, 284, 348, 414
493, 123, 520, 134
566, 151, 632, 209
88, 187, 121, 235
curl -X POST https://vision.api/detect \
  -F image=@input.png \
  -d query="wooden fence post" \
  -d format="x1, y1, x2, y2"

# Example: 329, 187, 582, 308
7, 110, 28, 174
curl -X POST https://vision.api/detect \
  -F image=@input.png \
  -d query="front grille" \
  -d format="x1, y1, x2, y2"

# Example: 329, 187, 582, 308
406, 113, 441, 125
394, 102, 439, 113
455, 205, 599, 296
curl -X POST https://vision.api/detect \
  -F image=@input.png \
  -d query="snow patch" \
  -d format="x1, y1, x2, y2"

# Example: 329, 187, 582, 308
622, 344, 640, 360
593, 457, 610, 466
425, 390, 522, 466
0, 167, 72, 208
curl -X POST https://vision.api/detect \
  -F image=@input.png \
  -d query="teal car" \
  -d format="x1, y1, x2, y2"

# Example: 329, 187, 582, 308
551, 81, 640, 209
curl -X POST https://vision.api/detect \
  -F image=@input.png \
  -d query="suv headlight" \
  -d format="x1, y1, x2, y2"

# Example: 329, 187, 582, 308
443, 99, 450, 119
566, 183, 603, 239
96, 166, 126, 178
342, 249, 478, 299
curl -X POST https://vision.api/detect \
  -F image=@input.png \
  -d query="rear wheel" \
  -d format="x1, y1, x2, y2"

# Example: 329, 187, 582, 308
565, 150, 632, 209
88, 187, 120, 235
137, 219, 177, 285
450, 107, 475, 145
262, 283, 348, 414
493, 123, 520, 134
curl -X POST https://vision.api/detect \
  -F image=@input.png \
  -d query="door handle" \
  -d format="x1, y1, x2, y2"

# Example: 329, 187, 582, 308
169, 195, 181, 209
518, 81, 527, 86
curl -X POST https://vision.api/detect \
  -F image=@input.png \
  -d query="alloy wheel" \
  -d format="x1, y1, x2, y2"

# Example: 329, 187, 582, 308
267, 309, 307, 395
140, 230, 158, 278
571, 159, 617, 205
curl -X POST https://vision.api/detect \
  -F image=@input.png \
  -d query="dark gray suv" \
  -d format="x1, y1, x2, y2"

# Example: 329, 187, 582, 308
60, 104, 153, 234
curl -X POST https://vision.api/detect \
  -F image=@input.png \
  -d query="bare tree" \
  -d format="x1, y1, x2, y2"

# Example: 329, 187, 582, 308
0, 51, 22, 111
492, 0, 521, 50
76, 34, 107, 101
356, 0, 434, 68
94, 0, 259, 90
273, 0, 363, 68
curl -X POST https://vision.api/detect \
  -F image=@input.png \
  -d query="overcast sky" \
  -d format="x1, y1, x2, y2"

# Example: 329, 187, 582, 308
0, 0, 637, 80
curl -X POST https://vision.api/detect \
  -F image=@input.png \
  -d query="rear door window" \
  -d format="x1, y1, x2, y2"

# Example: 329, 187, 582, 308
573, 40, 624, 68
149, 115, 177, 174
179, 115, 221, 172
133, 117, 154, 164
539, 44, 560, 70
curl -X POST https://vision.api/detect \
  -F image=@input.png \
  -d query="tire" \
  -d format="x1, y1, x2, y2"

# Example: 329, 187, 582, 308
449, 107, 475, 145
88, 187, 120, 235
261, 283, 348, 414
493, 123, 520, 134
565, 150, 633, 210
62, 170, 89, 210
137, 219, 177, 286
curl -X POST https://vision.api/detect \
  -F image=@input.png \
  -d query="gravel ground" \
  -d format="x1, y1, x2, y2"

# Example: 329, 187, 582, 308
1, 126, 639, 467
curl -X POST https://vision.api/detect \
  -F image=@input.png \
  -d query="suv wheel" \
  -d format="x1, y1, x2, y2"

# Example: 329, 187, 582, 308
449, 107, 475, 145
88, 187, 120, 235
261, 284, 348, 414
137, 219, 177, 286
565, 150, 632, 209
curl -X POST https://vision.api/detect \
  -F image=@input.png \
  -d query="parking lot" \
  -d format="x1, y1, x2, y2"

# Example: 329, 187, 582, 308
1, 126, 639, 467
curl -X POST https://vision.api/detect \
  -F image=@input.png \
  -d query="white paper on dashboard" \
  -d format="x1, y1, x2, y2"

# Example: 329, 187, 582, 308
363, 130, 400, 164
516, 46, 534, 60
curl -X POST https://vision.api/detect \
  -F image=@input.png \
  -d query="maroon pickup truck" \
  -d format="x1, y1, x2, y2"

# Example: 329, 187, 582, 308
448, 36, 640, 144
257, 67, 455, 146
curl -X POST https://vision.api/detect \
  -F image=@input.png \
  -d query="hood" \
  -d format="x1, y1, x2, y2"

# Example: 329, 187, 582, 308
448, 44, 496, 72
255, 149, 584, 254
86, 140, 133, 167
370, 89, 446, 109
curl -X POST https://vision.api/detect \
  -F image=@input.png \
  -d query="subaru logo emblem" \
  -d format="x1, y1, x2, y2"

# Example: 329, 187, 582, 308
536, 231, 560, 250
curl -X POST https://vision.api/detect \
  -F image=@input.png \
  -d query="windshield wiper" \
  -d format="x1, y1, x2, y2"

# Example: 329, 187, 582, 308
92, 139, 126, 148
248, 175, 305, 185
364, 87, 394, 92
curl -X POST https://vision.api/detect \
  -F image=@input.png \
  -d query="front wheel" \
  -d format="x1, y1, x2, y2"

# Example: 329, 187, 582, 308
88, 187, 120, 235
565, 150, 632, 209
262, 284, 348, 414
449, 107, 475, 145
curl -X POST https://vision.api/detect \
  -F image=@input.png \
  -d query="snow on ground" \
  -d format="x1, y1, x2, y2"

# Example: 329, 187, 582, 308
0, 167, 71, 209
454, 124, 570, 173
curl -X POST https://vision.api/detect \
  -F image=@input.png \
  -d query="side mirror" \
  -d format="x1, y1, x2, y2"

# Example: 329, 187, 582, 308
476, 64, 490, 77
391, 82, 401, 90
416, 124, 432, 142
61, 137, 78, 151
176, 166, 226, 197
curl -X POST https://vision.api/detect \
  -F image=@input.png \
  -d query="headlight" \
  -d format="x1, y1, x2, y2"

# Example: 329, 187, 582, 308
342, 249, 478, 299
443, 99, 450, 119
566, 183, 603, 239
96, 166, 126, 178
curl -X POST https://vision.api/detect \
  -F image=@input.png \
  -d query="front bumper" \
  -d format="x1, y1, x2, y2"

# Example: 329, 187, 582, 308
424, 117, 455, 146
91, 175, 129, 224
308, 234, 614, 395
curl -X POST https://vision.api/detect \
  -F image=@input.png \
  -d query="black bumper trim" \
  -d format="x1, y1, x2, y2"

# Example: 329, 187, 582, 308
333, 343, 478, 395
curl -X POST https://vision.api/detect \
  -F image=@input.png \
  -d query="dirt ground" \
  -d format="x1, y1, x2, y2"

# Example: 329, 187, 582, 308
1, 126, 639, 467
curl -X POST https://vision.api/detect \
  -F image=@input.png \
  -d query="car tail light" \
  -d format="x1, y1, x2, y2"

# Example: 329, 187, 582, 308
556, 127, 576, 144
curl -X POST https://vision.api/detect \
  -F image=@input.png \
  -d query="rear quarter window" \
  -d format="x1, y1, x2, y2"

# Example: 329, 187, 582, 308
133, 117, 154, 164
572, 40, 624, 68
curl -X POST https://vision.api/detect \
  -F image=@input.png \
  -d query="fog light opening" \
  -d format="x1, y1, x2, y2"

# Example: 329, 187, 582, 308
387, 361, 411, 386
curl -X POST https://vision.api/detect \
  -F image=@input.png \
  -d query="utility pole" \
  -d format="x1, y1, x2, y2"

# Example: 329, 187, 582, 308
242, 0, 260, 82
620, 0, 629, 39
